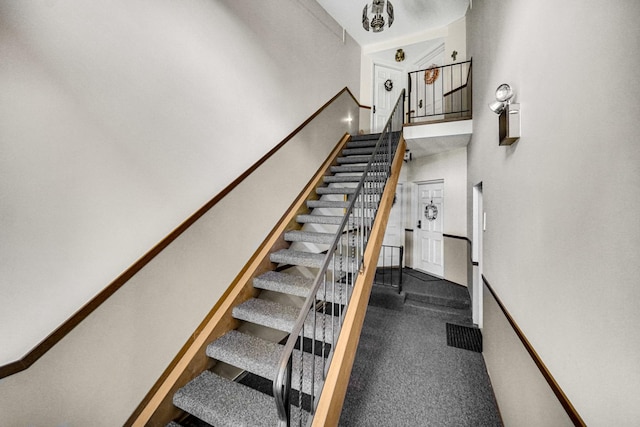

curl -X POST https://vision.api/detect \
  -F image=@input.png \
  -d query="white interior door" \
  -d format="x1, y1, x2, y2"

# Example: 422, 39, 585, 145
373, 64, 402, 132
415, 181, 444, 277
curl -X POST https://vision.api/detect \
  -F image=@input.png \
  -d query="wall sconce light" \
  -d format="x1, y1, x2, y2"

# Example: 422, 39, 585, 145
488, 84, 520, 145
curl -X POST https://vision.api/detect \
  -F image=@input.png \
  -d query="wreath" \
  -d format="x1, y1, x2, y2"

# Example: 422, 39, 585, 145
425, 202, 438, 221
384, 79, 393, 92
424, 65, 440, 85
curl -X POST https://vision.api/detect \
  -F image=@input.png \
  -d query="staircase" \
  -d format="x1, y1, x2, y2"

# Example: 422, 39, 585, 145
168, 133, 389, 427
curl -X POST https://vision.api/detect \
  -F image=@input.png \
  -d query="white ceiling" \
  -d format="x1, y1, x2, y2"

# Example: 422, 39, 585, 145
316, 0, 470, 49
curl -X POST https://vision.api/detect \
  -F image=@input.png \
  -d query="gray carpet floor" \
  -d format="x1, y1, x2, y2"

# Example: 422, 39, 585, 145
339, 269, 502, 426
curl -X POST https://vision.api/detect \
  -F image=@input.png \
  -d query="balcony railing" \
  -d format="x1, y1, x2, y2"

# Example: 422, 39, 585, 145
407, 60, 472, 124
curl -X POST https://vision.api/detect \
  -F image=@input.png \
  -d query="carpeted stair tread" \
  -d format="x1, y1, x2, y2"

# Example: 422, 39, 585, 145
296, 214, 344, 225
307, 199, 351, 209
323, 175, 364, 183
316, 186, 357, 195
341, 147, 376, 156
405, 292, 470, 310
270, 249, 326, 268
337, 155, 377, 164
331, 164, 367, 173
207, 331, 281, 382
306, 199, 378, 210
271, 249, 356, 272
206, 330, 325, 394
254, 271, 315, 297
233, 298, 336, 342
404, 300, 473, 323
173, 371, 308, 427
253, 271, 347, 304
349, 133, 381, 140
284, 230, 336, 245
347, 133, 382, 146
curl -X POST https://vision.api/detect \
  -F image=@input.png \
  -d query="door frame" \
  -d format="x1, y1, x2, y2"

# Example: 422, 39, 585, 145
379, 182, 404, 267
472, 182, 484, 328
412, 179, 444, 277
371, 62, 404, 132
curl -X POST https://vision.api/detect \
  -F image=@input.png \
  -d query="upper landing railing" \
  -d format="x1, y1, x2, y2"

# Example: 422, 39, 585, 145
407, 60, 472, 124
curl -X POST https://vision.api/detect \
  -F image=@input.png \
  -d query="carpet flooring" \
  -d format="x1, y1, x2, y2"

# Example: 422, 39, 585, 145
339, 269, 502, 426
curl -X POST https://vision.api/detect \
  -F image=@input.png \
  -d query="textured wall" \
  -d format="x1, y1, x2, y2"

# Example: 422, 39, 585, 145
407, 147, 467, 236
0, 0, 359, 366
0, 0, 360, 424
467, 1, 640, 425
402, 147, 468, 284
483, 285, 573, 426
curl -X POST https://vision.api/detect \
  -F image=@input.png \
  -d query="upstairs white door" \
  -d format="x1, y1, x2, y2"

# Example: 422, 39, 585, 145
415, 181, 444, 277
373, 64, 402, 132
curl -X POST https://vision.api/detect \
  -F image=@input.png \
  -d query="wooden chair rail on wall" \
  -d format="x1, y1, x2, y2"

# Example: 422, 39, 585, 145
0, 87, 364, 381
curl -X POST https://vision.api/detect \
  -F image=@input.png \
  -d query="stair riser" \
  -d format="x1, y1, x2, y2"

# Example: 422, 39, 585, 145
405, 293, 470, 310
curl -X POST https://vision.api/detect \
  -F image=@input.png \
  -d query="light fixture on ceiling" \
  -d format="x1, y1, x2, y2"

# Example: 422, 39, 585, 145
362, 0, 394, 33
488, 84, 521, 145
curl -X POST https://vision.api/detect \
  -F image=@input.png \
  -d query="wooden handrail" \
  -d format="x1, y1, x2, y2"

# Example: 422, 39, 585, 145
311, 136, 406, 426
482, 276, 586, 427
0, 87, 364, 380
126, 133, 352, 426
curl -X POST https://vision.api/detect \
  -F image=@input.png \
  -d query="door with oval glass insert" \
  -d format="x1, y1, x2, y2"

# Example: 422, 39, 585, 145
415, 181, 444, 277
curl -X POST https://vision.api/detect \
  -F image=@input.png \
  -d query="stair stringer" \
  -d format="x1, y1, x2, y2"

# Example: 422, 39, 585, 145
127, 133, 352, 427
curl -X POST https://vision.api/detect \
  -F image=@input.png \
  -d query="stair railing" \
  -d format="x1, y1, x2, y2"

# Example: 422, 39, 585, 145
375, 245, 404, 294
274, 90, 405, 426
407, 59, 472, 123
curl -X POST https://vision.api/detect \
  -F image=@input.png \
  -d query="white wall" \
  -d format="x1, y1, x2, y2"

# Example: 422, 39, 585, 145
483, 284, 573, 426
0, 0, 359, 366
358, 20, 466, 131
444, 16, 466, 64
0, 0, 361, 424
467, 1, 640, 425
0, 92, 359, 426
403, 147, 468, 284
407, 147, 467, 236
